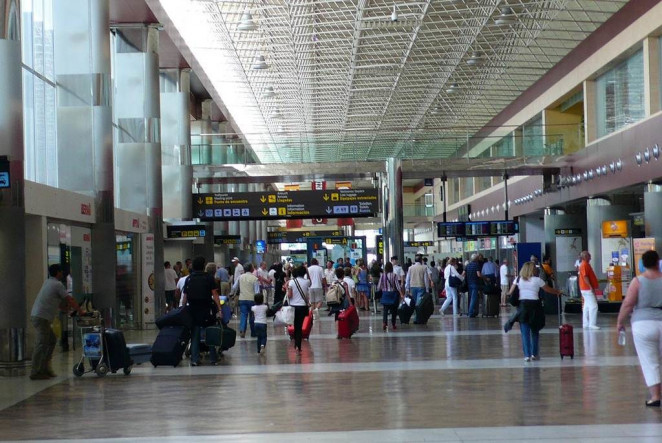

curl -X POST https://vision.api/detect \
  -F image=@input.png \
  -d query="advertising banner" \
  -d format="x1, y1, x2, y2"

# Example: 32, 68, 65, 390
141, 234, 155, 329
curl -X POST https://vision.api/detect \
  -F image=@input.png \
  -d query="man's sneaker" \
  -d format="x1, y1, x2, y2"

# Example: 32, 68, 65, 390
588, 325, 601, 330
260, 345, 266, 354
524, 357, 531, 362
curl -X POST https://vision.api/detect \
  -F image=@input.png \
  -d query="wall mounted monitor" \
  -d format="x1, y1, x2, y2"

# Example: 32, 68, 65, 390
465, 221, 490, 237
490, 220, 519, 236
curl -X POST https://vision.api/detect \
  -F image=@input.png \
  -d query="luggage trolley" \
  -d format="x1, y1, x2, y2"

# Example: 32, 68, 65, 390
72, 314, 132, 377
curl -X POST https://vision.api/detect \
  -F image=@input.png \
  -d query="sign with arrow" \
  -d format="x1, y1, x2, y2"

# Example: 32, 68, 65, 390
192, 188, 379, 221
267, 230, 342, 244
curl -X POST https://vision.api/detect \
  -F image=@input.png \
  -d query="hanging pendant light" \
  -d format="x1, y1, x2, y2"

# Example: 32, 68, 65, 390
495, 7, 516, 25
466, 52, 483, 66
238, 12, 257, 31
262, 86, 275, 98
446, 83, 459, 94
252, 55, 269, 70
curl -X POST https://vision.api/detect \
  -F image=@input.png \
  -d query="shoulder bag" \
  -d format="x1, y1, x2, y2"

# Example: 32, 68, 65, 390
508, 277, 520, 307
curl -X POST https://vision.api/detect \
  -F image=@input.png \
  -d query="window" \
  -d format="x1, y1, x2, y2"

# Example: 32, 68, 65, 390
522, 114, 543, 156
596, 49, 645, 138
21, 0, 58, 186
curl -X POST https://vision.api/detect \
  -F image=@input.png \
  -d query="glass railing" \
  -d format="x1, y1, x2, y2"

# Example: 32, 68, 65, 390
403, 204, 436, 217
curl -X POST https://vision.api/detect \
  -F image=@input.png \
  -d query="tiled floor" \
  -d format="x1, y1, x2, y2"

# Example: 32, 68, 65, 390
2, 306, 661, 442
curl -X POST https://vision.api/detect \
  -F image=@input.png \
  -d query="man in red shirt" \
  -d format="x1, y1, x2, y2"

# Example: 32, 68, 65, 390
578, 250, 600, 329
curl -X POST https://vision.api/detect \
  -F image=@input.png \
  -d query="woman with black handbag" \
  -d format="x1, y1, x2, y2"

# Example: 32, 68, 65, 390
287, 265, 310, 354
506, 261, 562, 362
378, 262, 403, 331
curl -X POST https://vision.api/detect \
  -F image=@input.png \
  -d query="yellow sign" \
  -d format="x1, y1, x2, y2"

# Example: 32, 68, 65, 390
335, 181, 352, 189
268, 195, 276, 203
278, 207, 287, 216
331, 193, 339, 201
205, 197, 213, 204
284, 184, 300, 191
602, 220, 628, 238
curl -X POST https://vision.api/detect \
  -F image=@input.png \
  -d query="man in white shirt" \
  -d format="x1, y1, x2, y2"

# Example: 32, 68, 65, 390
499, 259, 511, 306
164, 261, 179, 312
232, 257, 244, 285
324, 260, 337, 286
307, 258, 326, 319
256, 261, 272, 303
176, 274, 189, 307
391, 256, 405, 287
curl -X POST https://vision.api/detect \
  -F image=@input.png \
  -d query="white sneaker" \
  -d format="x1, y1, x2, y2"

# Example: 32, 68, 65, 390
588, 325, 600, 330
439, 309, 445, 316
524, 357, 531, 362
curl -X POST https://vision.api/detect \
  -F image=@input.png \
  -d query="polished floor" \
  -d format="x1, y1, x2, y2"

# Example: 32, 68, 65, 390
2, 304, 662, 442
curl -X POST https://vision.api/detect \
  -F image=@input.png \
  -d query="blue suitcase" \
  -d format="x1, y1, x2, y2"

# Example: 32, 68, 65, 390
127, 343, 152, 365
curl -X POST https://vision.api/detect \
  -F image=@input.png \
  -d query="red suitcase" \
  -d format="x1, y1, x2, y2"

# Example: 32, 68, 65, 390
337, 305, 359, 339
558, 296, 574, 359
287, 310, 313, 340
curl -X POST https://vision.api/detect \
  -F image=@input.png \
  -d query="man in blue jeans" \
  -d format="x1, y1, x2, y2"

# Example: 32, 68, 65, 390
232, 263, 259, 338
465, 254, 482, 318
405, 255, 430, 306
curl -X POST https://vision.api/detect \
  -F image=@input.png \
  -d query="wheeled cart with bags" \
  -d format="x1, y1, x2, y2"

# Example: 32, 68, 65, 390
73, 317, 132, 377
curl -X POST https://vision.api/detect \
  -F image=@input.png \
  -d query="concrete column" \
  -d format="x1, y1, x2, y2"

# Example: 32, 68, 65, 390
644, 37, 661, 116
113, 25, 165, 319
239, 183, 249, 258
385, 158, 404, 263
54, 0, 116, 318
0, 0, 28, 372
644, 184, 662, 252
160, 68, 192, 220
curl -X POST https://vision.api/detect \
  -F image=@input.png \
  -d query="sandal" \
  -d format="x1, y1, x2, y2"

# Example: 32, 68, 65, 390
645, 399, 661, 407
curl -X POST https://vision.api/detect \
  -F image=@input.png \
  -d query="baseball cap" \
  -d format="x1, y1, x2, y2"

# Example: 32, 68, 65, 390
232, 257, 239, 262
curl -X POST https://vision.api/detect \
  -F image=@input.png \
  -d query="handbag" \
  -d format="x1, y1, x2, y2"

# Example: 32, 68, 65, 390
274, 303, 294, 326
508, 278, 520, 307
449, 275, 462, 288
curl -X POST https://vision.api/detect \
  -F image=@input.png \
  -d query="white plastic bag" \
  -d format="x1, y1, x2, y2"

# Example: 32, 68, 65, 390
274, 305, 295, 326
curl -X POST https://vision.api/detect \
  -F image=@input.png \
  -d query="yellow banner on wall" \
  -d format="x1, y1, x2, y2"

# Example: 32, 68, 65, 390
633, 237, 656, 276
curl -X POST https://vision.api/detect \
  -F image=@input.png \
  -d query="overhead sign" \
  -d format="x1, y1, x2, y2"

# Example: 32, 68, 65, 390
0, 157, 9, 189
376, 235, 384, 259
267, 230, 343, 244
405, 241, 434, 248
167, 225, 207, 239
438, 221, 519, 238
214, 235, 241, 246
555, 228, 582, 236
193, 189, 379, 221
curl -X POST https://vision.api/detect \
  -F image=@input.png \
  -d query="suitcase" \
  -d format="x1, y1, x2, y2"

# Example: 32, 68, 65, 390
398, 299, 415, 324
287, 310, 314, 340
151, 326, 190, 367
102, 329, 132, 373
218, 296, 232, 326
205, 324, 237, 351
337, 305, 359, 339
414, 293, 434, 325
127, 343, 152, 365
482, 293, 500, 318
558, 296, 574, 359
155, 306, 193, 329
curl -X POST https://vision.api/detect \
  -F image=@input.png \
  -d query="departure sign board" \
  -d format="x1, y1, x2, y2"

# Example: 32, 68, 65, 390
214, 235, 241, 246
267, 230, 343, 244
438, 222, 466, 238
193, 189, 379, 221
405, 241, 434, 247
438, 221, 518, 238
167, 225, 207, 238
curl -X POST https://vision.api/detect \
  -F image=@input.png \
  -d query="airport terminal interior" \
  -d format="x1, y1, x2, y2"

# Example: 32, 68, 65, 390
3, 0, 662, 441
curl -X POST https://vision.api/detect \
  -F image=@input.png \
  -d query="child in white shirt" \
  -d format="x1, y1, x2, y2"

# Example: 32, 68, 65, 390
251, 293, 269, 354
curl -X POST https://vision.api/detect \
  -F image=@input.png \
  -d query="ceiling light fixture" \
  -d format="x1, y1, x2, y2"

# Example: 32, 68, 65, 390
262, 86, 275, 98
270, 109, 282, 119
446, 83, 459, 94
431, 106, 441, 115
252, 55, 269, 70
494, 6, 516, 25
466, 52, 483, 66
238, 12, 257, 31
391, 4, 398, 22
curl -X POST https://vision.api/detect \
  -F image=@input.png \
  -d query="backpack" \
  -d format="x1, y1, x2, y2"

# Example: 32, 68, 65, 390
326, 281, 346, 305
184, 272, 213, 302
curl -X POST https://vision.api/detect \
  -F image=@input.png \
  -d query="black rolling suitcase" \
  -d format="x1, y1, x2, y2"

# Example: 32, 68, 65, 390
155, 306, 193, 329
398, 299, 415, 324
482, 293, 500, 317
102, 329, 132, 373
151, 326, 190, 367
414, 293, 434, 324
